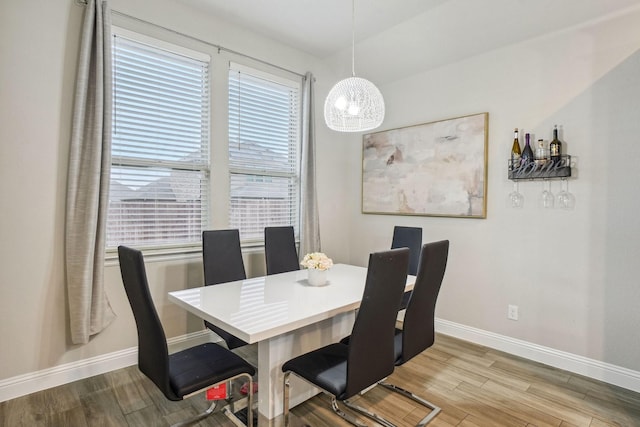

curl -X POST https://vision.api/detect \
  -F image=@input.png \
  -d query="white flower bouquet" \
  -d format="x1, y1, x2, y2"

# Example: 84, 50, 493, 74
300, 252, 333, 271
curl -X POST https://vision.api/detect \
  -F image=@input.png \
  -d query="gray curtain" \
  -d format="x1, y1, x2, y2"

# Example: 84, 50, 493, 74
65, 0, 115, 345
299, 72, 321, 257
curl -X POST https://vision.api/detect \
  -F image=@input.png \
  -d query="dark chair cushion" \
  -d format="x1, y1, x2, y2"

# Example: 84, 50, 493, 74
169, 342, 256, 398
265, 226, 300, 275
282, 343, 348, 400
391, 226, 422, 277
400, 290, 412, 311
400, 240, 448, 364
203, 229, 246, 286
202, 229, 249, 349
341, 329, 403, 365
391, 226, 422, 311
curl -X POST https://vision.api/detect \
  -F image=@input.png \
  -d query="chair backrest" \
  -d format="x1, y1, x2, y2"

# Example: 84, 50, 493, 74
346, 248, 409, 398
264, 226, 300, 275
400, 240, 449, 364
118, 246, 177, 400
202, 229, 246, 286
391, 226, 423, 276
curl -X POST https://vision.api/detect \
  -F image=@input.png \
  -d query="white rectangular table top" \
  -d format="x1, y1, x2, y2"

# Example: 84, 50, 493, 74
168, 263, 414, 344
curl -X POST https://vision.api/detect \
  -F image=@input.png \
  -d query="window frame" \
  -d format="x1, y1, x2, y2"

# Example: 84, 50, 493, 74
227, 62, 303, 246
105, 26, 212, 257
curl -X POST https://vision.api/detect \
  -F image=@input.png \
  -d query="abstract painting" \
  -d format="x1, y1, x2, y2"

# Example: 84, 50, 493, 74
362, 112, 488, 218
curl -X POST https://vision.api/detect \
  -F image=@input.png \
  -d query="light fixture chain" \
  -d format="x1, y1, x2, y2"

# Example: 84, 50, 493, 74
351, 0, 355, 77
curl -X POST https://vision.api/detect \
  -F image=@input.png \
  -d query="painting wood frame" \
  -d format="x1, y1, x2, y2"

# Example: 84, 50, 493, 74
362, 112, 488, 218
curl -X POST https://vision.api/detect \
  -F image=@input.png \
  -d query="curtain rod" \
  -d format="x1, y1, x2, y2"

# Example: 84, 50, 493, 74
76, 0, 306, 79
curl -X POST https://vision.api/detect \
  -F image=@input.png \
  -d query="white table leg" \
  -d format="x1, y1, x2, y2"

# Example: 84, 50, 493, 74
257, 310, 356, 423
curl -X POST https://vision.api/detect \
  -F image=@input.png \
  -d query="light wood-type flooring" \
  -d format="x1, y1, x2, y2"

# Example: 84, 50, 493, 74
2, 334, 639, 426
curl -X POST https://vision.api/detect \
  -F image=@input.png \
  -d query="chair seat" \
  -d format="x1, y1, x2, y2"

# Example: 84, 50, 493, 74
169, 343, 256, 398
281, 343, 348, 400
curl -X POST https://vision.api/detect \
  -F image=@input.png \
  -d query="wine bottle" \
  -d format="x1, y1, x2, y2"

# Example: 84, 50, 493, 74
549, 125, 562, 165
521, 133, 534, 166
510, 128, 521, 170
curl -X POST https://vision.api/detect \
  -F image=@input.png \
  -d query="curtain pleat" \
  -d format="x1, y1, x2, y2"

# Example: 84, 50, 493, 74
299, 72, 321, 257
65, 0, 116, 344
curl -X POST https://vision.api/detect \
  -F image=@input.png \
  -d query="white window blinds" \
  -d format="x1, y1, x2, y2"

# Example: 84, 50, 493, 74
107, 33, 210, 250
228, 64, 301, 243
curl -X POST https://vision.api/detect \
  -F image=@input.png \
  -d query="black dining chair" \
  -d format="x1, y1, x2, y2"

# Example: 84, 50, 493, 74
118, 246, 256, 427
391, 225, 423, 310
202, 229, 249, 349
282, 248, 410, 427
378, 240, 449, 426
264, 226, 300, 275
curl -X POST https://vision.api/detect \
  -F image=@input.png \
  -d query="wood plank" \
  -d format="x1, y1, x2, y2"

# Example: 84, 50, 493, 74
455, 381, 562, 427
446, 354, 532, 392
46, 405, 88, 426
481, 380, 593, 426
489, 353, 572, 386
588, 418, 619, 427
570, 373, 640, 410
410, 352, 490, 388
79, 388, 128, 426
0, 395, 47, 426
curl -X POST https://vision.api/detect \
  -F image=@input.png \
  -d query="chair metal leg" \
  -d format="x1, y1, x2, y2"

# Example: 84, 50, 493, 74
330, 397, 369, 427
222, 405, 250, 427
172, 372, 254, 427
343, 398, 397, 427
284, 370, 397, 427
220, 373, 254, 427
284, 371, 369, 427
225, 380, 235, 413
283, 371, 291, 427
245, 375, 254, 427
378, 381, 441, 426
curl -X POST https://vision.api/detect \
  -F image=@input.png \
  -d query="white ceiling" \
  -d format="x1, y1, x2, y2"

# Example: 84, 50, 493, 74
180, 0, 448, 58
178, 0, 640, 83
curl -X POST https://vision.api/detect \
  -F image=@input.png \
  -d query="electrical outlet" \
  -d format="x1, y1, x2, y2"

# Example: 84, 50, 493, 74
508, 304, 519, 321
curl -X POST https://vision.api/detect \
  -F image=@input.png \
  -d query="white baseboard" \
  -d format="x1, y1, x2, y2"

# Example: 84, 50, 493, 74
3, 322, 640, 403
0, 331, 211, 403
435, 318, 640, 393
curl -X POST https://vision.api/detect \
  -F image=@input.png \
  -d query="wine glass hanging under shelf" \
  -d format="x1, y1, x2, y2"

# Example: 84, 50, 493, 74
508, 155, 571, 180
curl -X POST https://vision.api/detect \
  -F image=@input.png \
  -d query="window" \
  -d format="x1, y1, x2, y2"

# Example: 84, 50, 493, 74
228, 64, 301, 244
106, 30, 210, 251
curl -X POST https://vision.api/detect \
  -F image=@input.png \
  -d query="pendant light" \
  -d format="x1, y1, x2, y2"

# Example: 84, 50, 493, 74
324, 0, 385, 132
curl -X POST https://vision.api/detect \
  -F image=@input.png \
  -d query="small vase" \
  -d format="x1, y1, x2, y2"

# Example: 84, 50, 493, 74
307, 268, 327, 286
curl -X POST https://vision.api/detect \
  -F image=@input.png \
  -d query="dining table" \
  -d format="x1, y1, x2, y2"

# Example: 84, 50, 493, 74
168, 263, 415, 425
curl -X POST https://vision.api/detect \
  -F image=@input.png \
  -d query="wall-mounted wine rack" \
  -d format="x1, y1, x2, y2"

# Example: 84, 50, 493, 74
508, 155, 572, 180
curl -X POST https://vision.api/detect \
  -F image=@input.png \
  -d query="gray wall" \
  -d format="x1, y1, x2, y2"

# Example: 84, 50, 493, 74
340, 9, 640, 371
